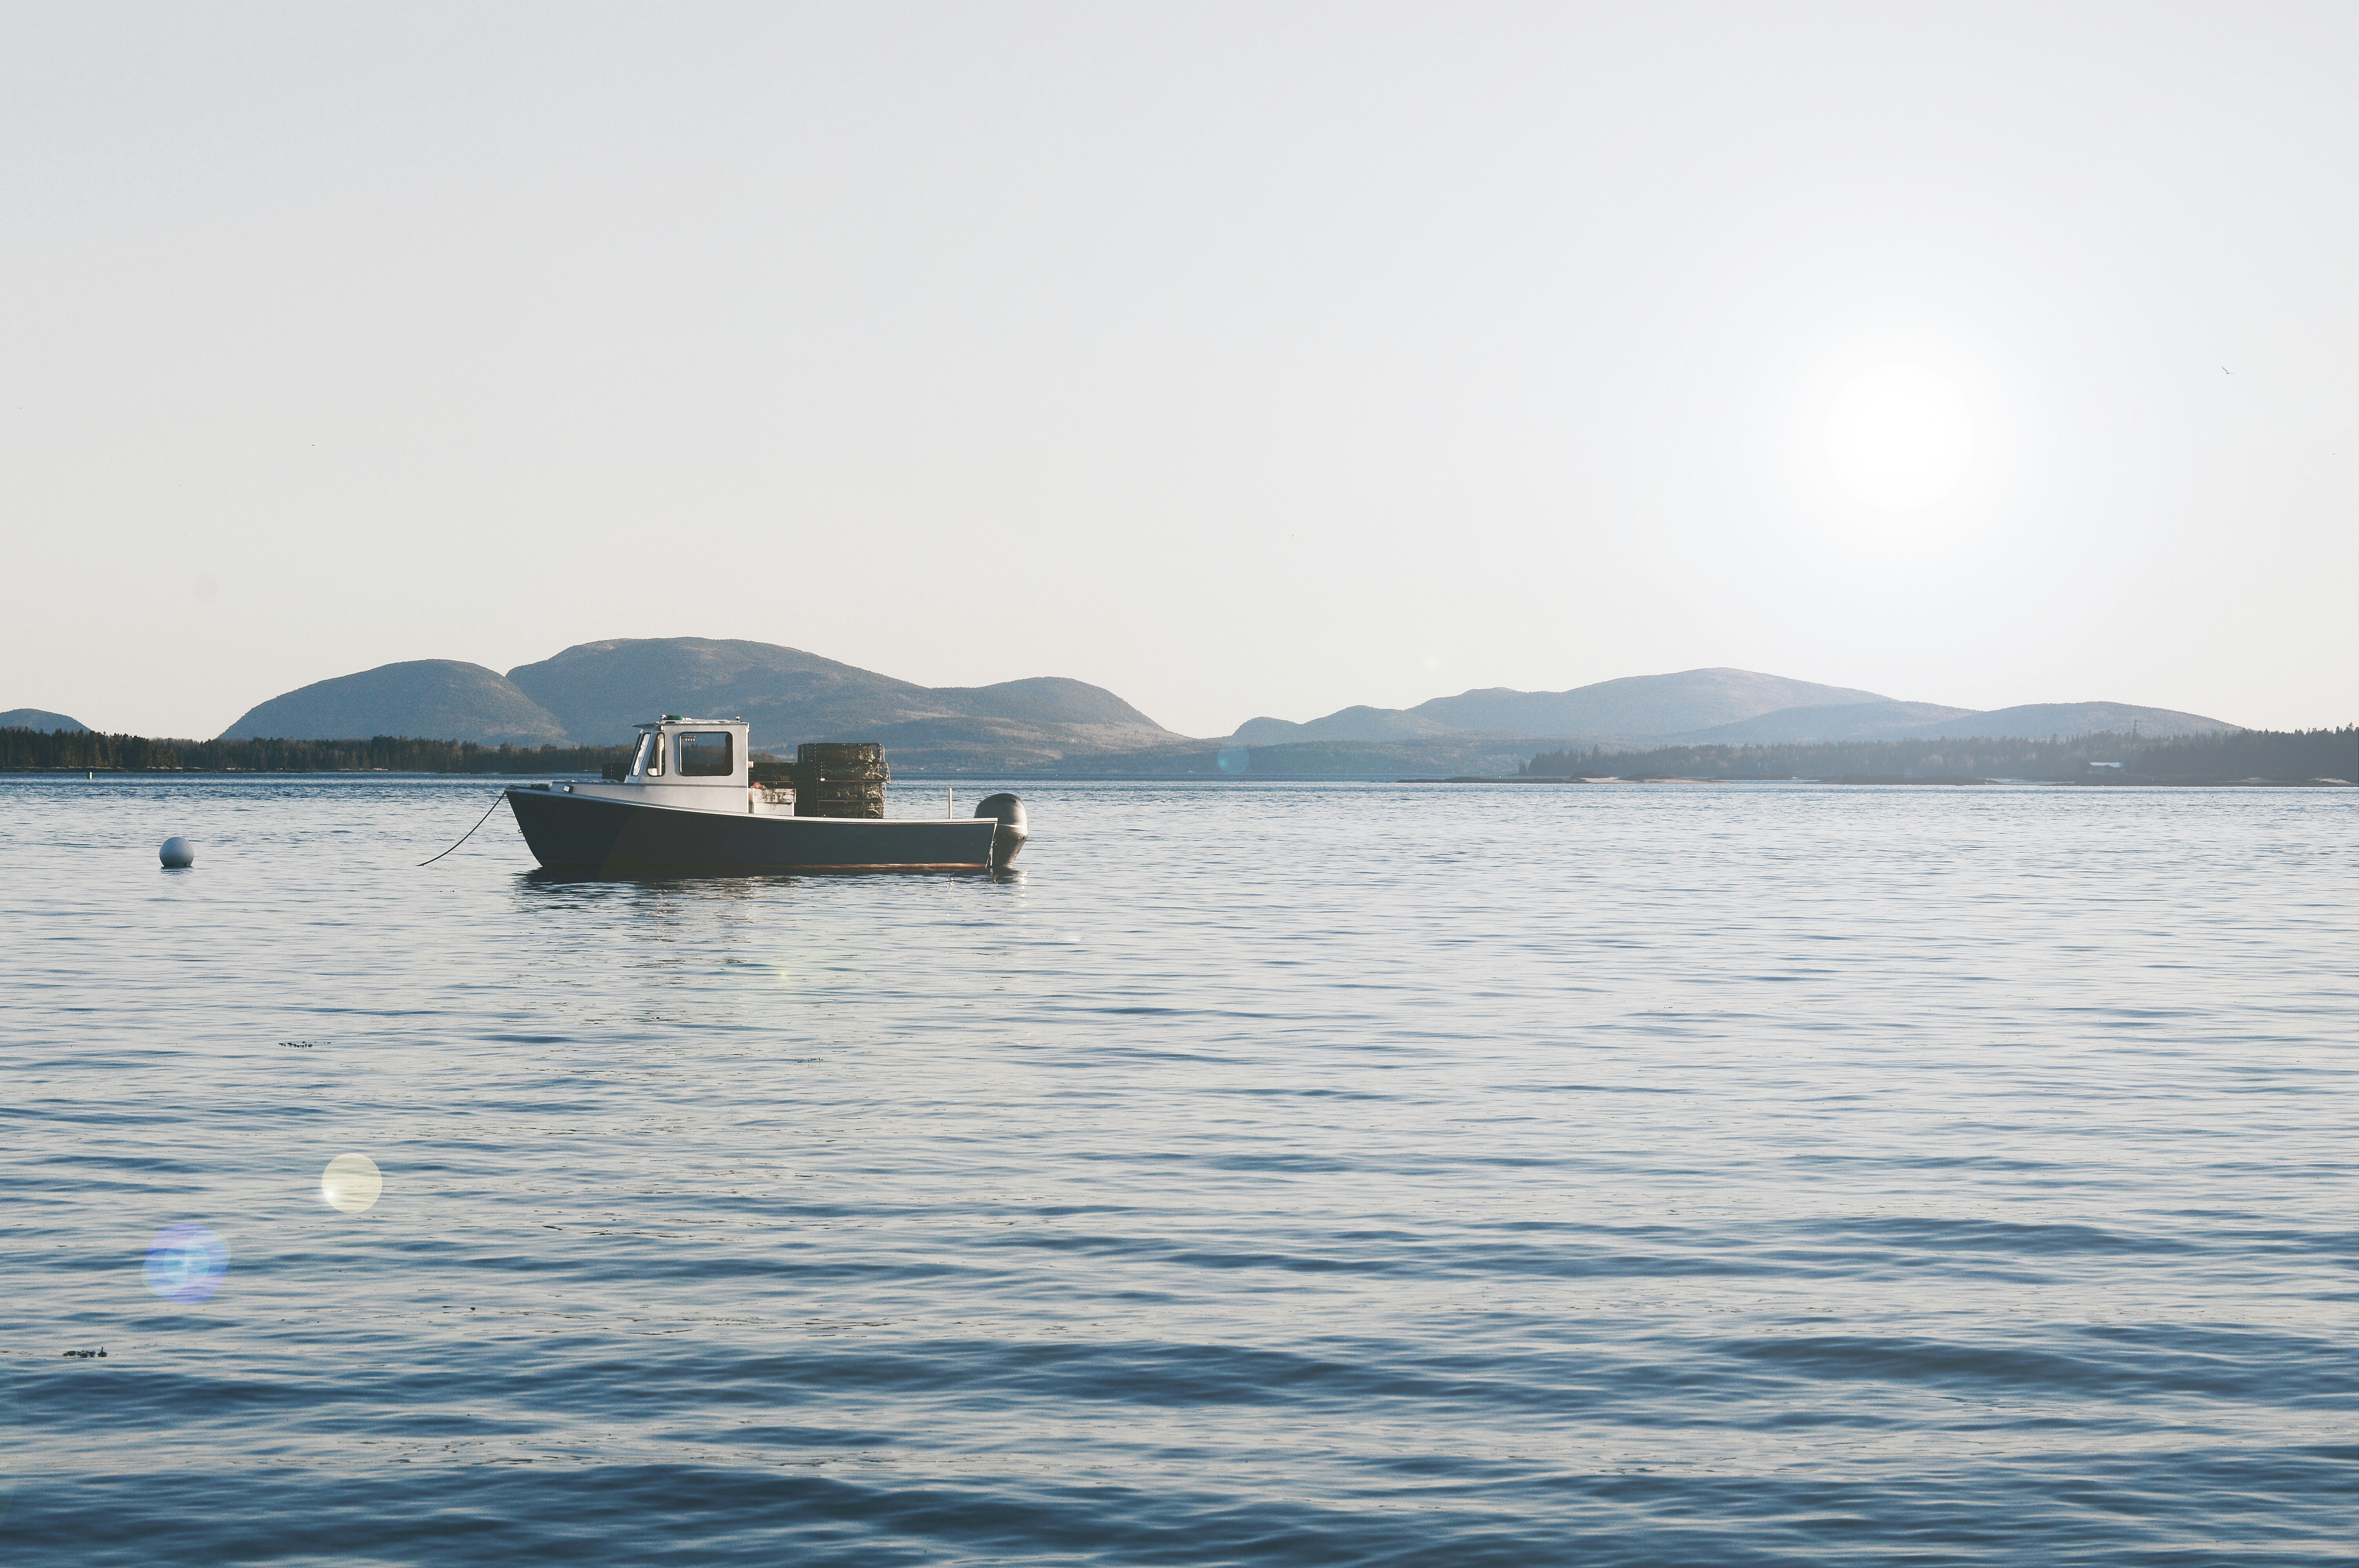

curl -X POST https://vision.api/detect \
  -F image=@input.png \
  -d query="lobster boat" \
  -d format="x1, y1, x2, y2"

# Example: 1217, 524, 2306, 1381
505, 717, 1025, 872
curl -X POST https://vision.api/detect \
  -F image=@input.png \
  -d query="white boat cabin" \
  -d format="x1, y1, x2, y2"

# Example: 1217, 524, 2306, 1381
566, 716, 794, 815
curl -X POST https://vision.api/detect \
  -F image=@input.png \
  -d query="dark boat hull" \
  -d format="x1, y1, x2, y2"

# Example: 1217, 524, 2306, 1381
506, 788, 999, 871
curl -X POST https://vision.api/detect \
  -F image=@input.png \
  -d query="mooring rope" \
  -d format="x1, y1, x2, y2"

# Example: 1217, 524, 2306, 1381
417, 792, 509, 867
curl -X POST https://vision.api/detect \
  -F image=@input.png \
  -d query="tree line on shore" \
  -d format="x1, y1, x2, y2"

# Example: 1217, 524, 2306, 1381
8, 719, 2350, 782
0, 727, 636, 775
1519, 727, 2357, 782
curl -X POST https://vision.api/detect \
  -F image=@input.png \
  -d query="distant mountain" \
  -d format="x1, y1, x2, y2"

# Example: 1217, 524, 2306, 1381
505, 638, 1183, 763
1235, 668, 1893, 743
221, 661, 569, 745
1231, 670, 2241, 752
506, 639, 927, 745
931, 676, 1168, 729
1888, 702, 2235, 741
1672, 698, 2234, 745
1671, 700, 1977, 744
1234, 706, 1457, 744
221, 638, 1187, 766
1411, 668, 1890, 736
1, 707, 91, 732
213, 646, 2248, 772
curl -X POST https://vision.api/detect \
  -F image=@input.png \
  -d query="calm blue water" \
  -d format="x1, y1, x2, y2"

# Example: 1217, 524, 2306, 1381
5, 777, 2354, 1565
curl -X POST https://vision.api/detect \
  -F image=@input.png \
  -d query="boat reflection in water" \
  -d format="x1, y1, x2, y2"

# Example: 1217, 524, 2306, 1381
504, 718, 1025, 874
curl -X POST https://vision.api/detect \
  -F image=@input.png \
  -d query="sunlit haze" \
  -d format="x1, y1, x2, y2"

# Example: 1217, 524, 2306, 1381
3, 2, 2352, 737
1826, 366, 1974, 512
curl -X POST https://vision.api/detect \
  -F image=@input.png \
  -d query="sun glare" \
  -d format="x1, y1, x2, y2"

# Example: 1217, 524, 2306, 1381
1825, 364, 1973, 510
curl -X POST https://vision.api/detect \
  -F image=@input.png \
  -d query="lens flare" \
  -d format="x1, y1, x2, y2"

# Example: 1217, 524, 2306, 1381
144, 1224, 229, 1303
322, 1153, 383, 1214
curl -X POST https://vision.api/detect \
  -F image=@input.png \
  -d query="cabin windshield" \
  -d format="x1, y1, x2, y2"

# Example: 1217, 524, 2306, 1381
676, 731, 733, 778
633, 731, 662, 777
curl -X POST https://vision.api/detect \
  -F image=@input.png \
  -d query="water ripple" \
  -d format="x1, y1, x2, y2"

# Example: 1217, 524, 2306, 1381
3, 778, 2353, 1563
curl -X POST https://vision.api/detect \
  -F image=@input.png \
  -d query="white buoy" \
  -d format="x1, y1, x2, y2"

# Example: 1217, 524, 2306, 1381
159, 836, 196, 868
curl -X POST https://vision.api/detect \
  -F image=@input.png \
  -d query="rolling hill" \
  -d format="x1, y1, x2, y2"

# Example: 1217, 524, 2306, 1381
1408, 668, 1891, 737
1, 707, 91, 732
215, 648, 2246, 773
1665, 699, 1979, 744
221, 638, 1187, 766
1234, 668, 1896, 743
222, 662, 569, 745
1882, 701, 2236, 741
1675, 699, 2235, 745
1230, 669, 2237, 752
1232, 706, 1457, 744
504, 639, 1182, 764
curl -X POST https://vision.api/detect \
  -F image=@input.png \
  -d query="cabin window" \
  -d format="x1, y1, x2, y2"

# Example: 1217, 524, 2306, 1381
676, 731, 733, 777
631, 732, 659, 777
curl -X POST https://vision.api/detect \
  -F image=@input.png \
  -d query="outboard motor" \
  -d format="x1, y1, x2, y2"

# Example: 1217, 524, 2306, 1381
974, 793, 1027, 869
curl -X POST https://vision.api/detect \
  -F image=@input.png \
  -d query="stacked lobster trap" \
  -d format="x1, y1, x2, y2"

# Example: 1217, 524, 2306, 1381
750, 742, 890, 818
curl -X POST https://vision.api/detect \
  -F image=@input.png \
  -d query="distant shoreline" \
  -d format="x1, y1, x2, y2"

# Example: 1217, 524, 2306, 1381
7, 721, 2352, 786
7, 767, 2349, 790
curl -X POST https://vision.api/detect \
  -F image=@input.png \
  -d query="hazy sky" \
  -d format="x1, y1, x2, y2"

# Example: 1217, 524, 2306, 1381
5, 2, 2353, 738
